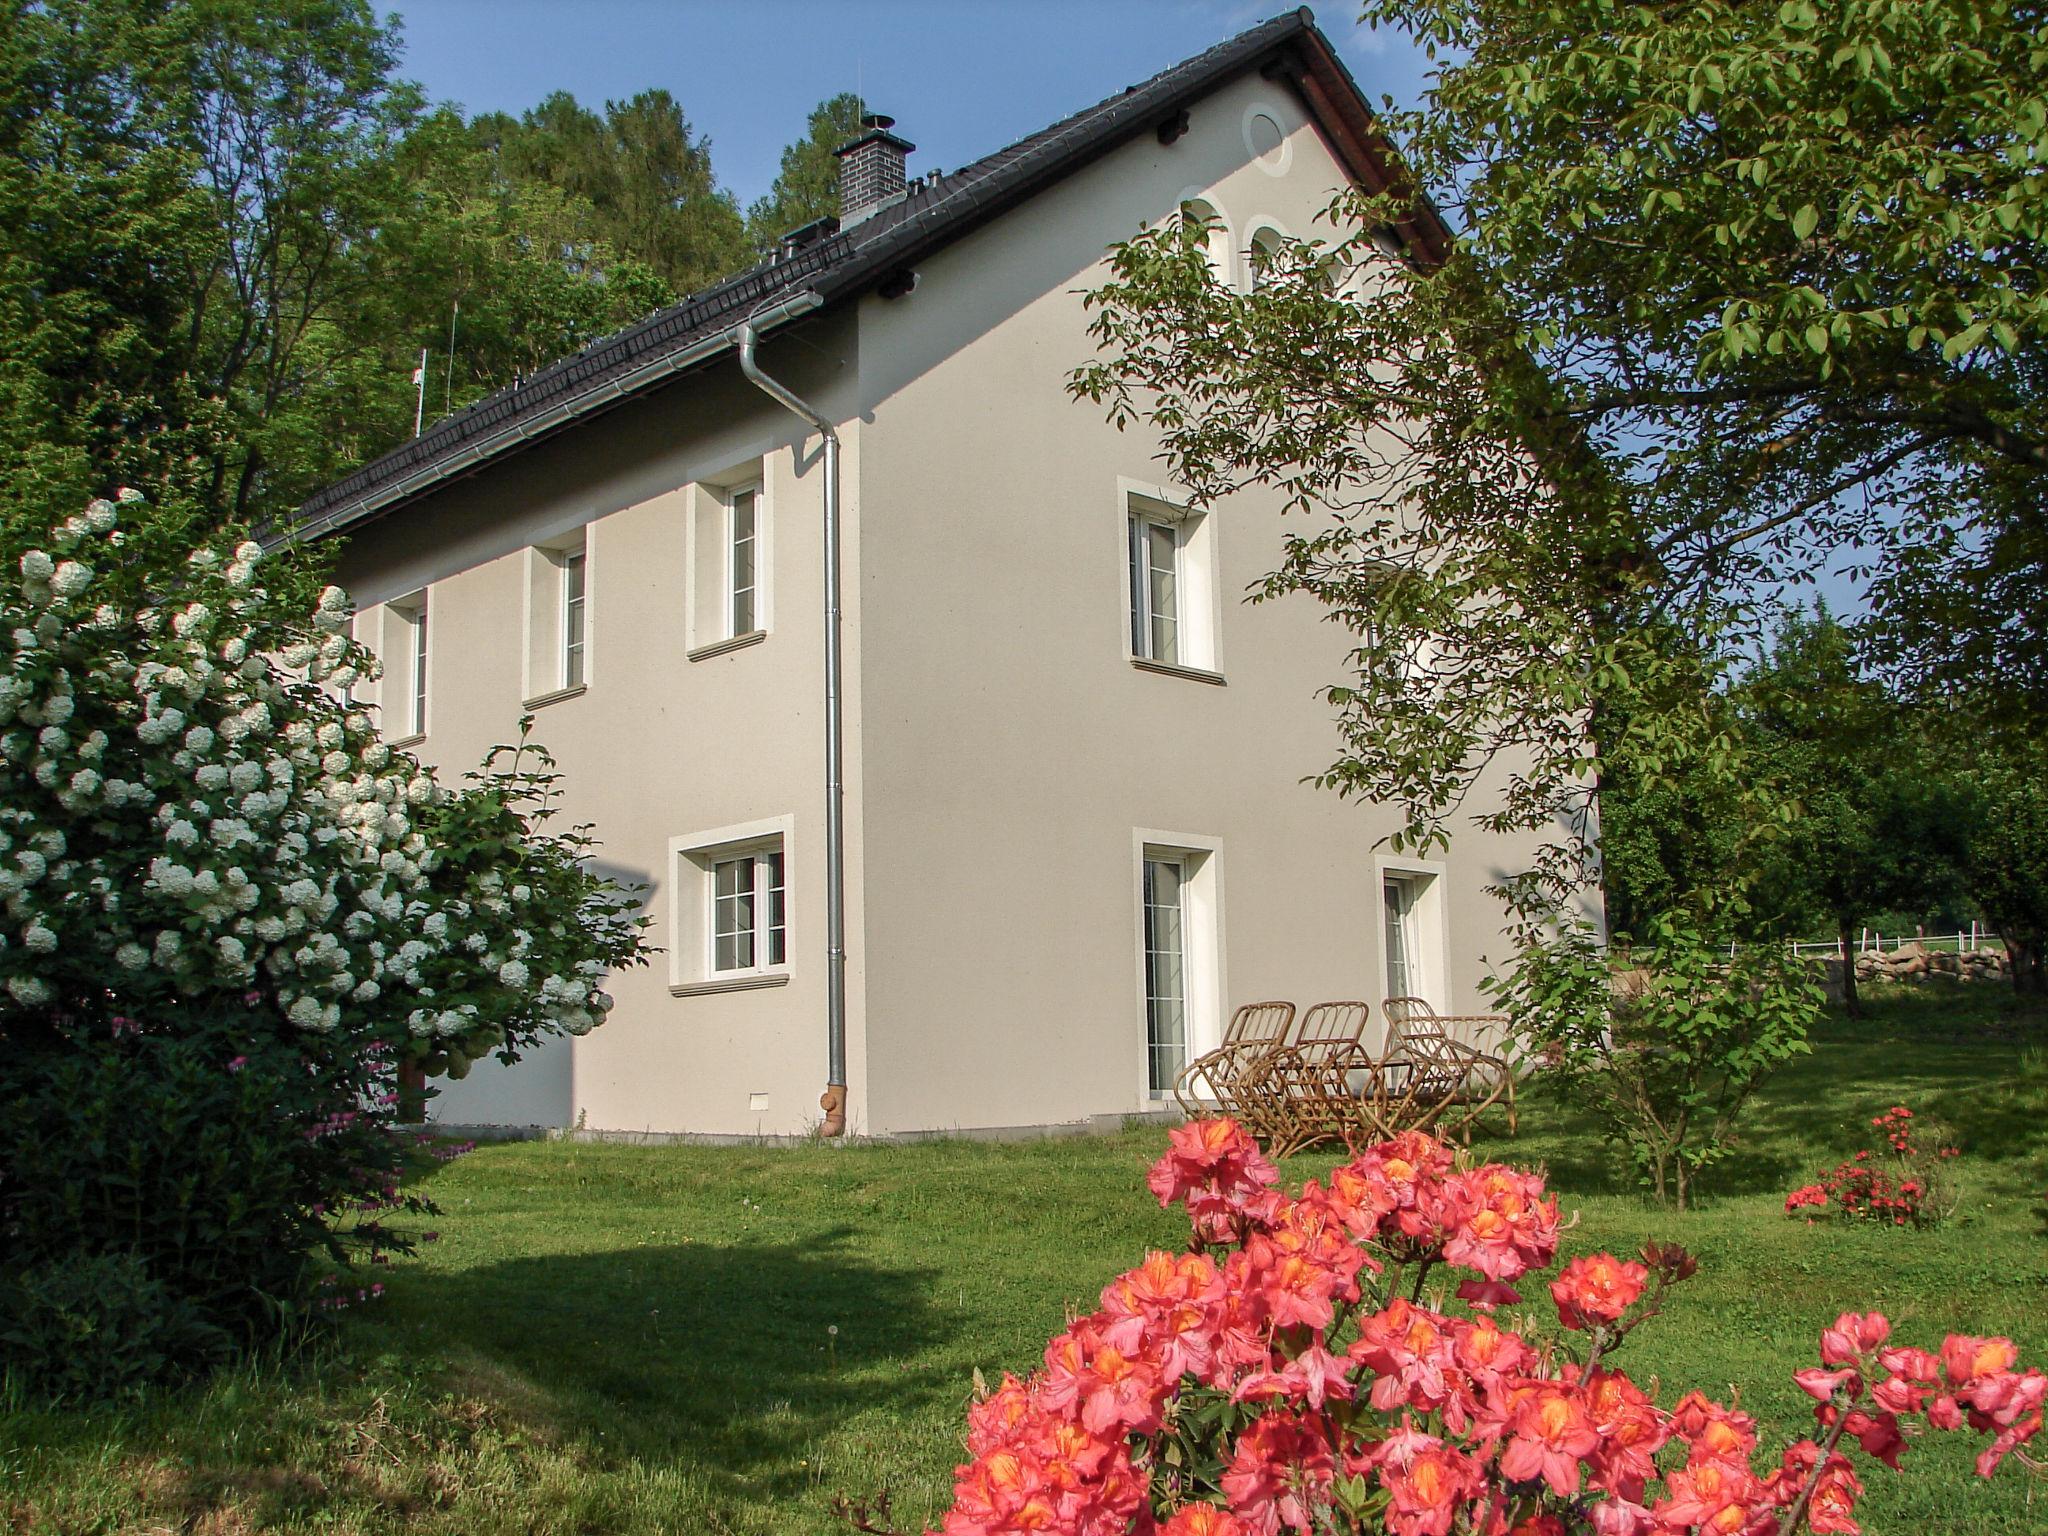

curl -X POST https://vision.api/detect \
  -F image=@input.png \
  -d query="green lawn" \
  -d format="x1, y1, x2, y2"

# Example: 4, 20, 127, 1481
6, 986, 2046, 1535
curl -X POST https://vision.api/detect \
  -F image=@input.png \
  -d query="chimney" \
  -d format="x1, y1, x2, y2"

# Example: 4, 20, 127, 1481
834, 113, 916, 225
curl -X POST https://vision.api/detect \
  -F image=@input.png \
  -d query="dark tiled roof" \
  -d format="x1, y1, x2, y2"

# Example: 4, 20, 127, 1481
294, 7, 1441, 541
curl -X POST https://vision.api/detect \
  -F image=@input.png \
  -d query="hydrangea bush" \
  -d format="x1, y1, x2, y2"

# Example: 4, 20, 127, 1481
0, 493, 648, 1394
910, 1119, 2042, 1536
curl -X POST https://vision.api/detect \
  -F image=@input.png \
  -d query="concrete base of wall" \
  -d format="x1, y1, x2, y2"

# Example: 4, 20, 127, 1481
426, 1107, 1185, 1149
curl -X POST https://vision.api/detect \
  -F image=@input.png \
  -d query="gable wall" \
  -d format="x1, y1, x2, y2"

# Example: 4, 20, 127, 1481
852, 71, 1542, 1135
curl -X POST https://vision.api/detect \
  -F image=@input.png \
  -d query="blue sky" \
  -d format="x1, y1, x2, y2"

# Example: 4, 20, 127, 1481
389, 1, 1434, 212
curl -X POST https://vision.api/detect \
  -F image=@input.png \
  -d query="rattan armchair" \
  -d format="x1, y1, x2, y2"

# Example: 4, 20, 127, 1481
1257, 1001, 1376, 1155
1375, 997, 1518, 1139
1172, 1000, 1297, 1135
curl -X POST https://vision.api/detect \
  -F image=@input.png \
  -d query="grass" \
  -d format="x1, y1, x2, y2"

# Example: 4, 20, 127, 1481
5, 984, 2046, 1535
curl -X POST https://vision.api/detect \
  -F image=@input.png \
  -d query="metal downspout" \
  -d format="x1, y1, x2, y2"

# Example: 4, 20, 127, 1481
734, 317, 848, 1137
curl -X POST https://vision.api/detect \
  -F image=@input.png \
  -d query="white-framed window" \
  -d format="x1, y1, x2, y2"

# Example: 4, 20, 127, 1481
711, 846, 785, 972
1130, 512, 1181, 663
1143, 854, 1189, 1094
669, 815, 794, 994
1179, 196, 1233, 289
523, 528, 592, 703
726, 483, 760, 639
689, 471, 771, 657
1246, 222, 1286, 291
560, 542, 587, 690
1122, 480, 1218, 675
1376, 858, 1448, 1011
387, 591, 428, 740
1134, 830, 1224, 1099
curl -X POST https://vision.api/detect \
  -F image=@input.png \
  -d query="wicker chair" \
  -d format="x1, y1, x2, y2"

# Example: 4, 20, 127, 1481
1257, 1001, 1376, 1155
1374, 997, 1518, 1139
1172, 1001, 1297, 1134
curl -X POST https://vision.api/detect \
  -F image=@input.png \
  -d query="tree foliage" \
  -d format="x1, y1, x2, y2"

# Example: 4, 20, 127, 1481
1737, 608, 1972, 1010
0, 490, 650, 1394
1363, 0, 2048, 715
1966, 738, 2048, 994
0, 2, 857, 536
745, 92, 866, 251
468, 87, 746, 295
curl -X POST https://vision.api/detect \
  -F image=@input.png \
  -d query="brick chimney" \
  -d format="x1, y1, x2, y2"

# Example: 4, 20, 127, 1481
834, 113, 916, 225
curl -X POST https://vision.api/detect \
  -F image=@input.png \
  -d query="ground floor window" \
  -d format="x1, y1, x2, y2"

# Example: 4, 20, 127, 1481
1143, 855, 1189, 1093
1379, 865, 1444, 1009
712, 847, 786, 973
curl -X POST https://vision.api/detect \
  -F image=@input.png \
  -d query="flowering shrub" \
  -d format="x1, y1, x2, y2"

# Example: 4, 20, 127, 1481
919, 1119, 2041, 1535
1785, 1107, 1961, 1229
0, 494, 649, 1396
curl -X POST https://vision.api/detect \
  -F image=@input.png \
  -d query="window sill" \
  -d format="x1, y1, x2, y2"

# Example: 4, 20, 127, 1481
687, 630, 767, 662
1130, 656, 1227, 686
387, 731, 425, 750
522, 683, 587, 711
670, 970, 790, 998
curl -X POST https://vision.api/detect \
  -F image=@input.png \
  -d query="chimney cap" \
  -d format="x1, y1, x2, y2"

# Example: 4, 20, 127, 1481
835, 112, 916, 159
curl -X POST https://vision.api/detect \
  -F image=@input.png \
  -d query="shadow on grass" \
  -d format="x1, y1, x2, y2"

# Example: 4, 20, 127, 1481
1474, 1028, 2048, 1210
383, 1225, 958, 1510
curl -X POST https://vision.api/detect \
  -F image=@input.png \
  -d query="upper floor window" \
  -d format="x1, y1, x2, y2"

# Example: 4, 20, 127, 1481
561, 542, 587, 689
1130, 512, 1181, 664
689, 472, 769, 658
388, 591, 428, 739
1179, 198, 1233, 289
1124, 486, 1217, 676
727, 485, 760, 638
524, 529, 591, 704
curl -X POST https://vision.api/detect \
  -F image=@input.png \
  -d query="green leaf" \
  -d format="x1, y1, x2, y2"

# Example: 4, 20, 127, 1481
1804, 323, 1830, 354
1792, 204, 1819, 240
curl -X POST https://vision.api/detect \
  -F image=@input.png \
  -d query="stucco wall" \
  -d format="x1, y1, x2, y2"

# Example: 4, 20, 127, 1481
330, 323, 874, 1137
850, 74, 1549, 1136
322, 68, 1560, 1139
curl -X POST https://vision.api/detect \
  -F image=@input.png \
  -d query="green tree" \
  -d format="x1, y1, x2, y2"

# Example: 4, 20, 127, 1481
1354, 0, 2048, 703
1966, 739, 2048, 994
471, 88, 746, 295
1739, 609, 1972, 1013
745, 92, 866, 251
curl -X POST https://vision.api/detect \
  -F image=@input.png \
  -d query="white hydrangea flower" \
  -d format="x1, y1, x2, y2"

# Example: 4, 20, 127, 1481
22, 923, 56, 954
50, 561, 91, 598
497, 960, 530, 989
19, 551, 53, 582
115, 942, 148, 970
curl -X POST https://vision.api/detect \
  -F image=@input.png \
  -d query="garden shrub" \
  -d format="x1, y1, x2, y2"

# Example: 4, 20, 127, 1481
1491, 913, 1819, 1208
1786, 1105, 1961, 1229
0, 493, 649, 1399
914, 1118, 2044, 1535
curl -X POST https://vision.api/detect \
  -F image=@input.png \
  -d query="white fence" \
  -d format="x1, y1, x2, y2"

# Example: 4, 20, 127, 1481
1779, 925, 2003, 961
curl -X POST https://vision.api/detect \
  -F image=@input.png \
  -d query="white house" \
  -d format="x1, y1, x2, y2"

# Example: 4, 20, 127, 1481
292, 10, 1544, 1140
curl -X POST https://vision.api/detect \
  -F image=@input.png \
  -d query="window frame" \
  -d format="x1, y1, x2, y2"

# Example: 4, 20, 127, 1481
1375, 856, 1450, 1014
669, 815, 795, 995
560, 542, 587, 691
385, 591, 429, 742
1119, 479, 1221, 680
725, 482, 762, 641
1132, 829, 1226, 1104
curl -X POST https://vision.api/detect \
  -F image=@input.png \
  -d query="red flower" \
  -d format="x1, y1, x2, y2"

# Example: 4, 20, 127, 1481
1498, 1384, 1601, 1495
1371, 1423, 1482, 1536
1148, 1118, 1281, 1241
1550, 1253, 1648, 1330
1820, 1311, 1890, 1366
1159, 1506, 1248, 1536
1220, 1411, 1334, 1536
1805, 1453, 1864, 1534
